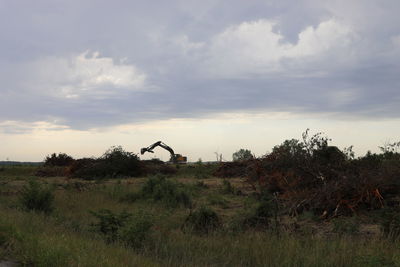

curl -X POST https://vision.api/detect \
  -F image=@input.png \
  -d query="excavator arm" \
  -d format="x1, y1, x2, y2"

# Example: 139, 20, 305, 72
140, 141, 187, 163
141, 141, 174, 156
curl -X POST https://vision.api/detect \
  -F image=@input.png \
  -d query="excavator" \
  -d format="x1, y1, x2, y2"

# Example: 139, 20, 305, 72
140, 141, 187, 164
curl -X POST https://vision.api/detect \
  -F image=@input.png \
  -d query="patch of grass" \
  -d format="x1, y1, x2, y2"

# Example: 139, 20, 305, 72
194, 180, 209, 189
2, 167, 400, 266
221, 179, 235, 194
123, 176, 192, 208
332, 217, 360, 235
379, 208, 400, 240
182, 206, 221, 234
176, 162, 217, 179
0, 165, 37, 179
35, 166, 67, 177
234, 201, 273, 230
120, 211, 154, 249
90, 209, 154, 249
90, 209, 133, 243
0, 207, 156, 266
19, 180, 54, 214
355, 254, 396, 267
207, 194, 229, 208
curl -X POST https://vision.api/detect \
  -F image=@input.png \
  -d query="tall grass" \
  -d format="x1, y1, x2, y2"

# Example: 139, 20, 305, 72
2, 203, 400, 266
1, 172, 400, 266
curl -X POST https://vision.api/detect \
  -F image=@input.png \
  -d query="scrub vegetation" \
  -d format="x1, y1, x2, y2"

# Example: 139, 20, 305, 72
1, 130, 400, 266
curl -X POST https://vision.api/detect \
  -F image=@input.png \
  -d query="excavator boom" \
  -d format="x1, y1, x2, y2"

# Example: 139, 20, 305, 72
140, 141, 187, 163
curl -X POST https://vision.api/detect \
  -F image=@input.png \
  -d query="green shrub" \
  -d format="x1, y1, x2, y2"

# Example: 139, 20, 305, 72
19, 180, 54, 214
70, 146, 144, 179
90, 209, 153, 249
379, 208, 400, 240
139, 176, 192, 208
221, 179, 235, 194
232, 148, 254, 161
43, 153, 74, 167
120, 212, 153, 249
242, 201, 272, 228
207, 194, 229, 208
193, 160, 210, 179
0, 224, 20, 249
90, 209, 132, 243
182, 206, 221, 234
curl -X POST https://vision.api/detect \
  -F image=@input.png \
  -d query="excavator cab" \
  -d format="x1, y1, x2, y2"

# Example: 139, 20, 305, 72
140, 141, 187, 164
172, 154, 187, 164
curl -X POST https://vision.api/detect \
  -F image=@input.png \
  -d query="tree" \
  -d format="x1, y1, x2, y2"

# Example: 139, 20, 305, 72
232, 149, 253, 161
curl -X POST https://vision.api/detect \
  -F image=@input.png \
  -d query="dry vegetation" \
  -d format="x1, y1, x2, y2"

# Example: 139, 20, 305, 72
1, 132, 400, 266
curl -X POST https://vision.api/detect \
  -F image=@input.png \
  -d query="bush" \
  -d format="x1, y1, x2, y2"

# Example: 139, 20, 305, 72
193, 160, 211, 179
90, 209, 153, 249
182, 206, 221, 234
221, 179, 235, 194
90, 209, 132, 243
379, 208, 400, 240
19, 180, 54, 214
69, 146, 145, 179
207, 194, 229, 208
44, 153, 74, 167
242, 201, 272, 229
232, 149, 253, 161
120, 212, 153, 249
120, 176, 193, 208
139, 176, 192, 208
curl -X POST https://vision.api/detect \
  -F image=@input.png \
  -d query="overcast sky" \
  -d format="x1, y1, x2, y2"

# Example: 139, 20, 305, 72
1, 0, 400, 161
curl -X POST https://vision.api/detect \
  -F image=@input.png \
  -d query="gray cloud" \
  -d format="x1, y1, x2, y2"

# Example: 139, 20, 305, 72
1, 0, 400, 131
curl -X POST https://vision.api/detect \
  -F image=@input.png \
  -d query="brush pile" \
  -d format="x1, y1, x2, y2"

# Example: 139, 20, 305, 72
215, 130, 400, 218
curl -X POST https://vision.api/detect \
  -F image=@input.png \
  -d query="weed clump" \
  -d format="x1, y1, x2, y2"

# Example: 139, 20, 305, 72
90, 209, 153, 249
121, 176, 192, 208
19, 180, 54, 214
90, 209, 132, 243
182, 206, 221, 234
242, 201, 272, 228
221, 179, 235, 194
379, 208, 400, 240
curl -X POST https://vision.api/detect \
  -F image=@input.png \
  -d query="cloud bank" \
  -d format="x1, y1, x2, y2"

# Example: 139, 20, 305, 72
1, 0, 400, 132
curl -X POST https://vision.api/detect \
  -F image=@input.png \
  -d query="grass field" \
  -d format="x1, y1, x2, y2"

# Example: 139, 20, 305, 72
1, 164, 399, 266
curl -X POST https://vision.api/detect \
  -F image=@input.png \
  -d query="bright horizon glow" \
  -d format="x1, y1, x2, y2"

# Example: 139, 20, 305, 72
1, 112, 399, 162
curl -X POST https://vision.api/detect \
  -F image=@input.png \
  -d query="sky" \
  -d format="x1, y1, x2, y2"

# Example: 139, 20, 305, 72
1, 0, 400, 162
